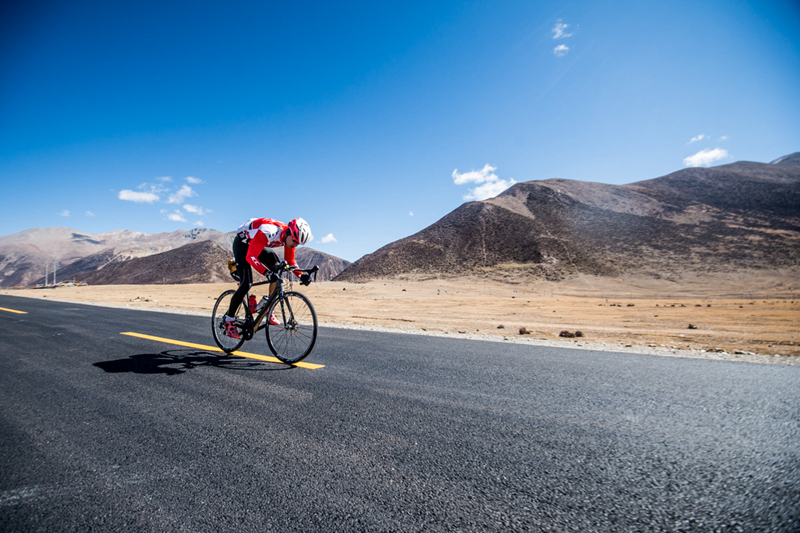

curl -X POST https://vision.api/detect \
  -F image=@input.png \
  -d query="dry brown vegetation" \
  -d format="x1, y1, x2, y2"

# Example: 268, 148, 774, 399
5, 270, 798, 364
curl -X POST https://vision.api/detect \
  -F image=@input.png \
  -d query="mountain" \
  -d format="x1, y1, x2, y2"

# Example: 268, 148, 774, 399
0, 227, 350, 287
0, 227, 231, 288
72, 241, 233, 285
335, 153, 800, 282
70, 242, 350, 285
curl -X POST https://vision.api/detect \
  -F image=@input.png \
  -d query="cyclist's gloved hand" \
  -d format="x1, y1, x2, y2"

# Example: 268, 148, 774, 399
300, 273, 311, 286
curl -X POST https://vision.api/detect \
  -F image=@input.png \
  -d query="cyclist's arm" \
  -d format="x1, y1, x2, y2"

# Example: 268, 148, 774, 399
245, 232, 270, 275
284, 245, 302, 278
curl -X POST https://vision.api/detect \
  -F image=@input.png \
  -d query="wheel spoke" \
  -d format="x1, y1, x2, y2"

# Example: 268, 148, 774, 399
265, 292, 318, 364
211, 290, 247, 353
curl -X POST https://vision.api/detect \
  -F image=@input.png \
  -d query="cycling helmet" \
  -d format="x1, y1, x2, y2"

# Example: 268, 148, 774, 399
287, 218, 312, 245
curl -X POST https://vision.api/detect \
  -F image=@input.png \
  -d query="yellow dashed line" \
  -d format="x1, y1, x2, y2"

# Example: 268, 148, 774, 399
0, 306, 28, 314
120, 332, 324, 369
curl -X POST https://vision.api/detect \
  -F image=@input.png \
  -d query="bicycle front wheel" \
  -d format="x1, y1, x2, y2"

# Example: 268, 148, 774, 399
212, 289, 246, 354
265, 291, 318, 364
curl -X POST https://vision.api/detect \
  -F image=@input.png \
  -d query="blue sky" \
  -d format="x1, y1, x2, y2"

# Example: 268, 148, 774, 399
2, 0, 799, 262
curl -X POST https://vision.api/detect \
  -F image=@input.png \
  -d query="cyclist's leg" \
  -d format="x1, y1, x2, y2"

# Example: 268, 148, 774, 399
258, 249, 280, 295
226, 236, 252, 317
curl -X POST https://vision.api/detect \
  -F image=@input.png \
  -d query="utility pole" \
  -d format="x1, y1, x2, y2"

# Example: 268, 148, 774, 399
44, 260, 58, 286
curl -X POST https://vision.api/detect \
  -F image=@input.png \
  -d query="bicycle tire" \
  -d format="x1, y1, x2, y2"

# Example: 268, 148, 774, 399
211, 289, 247, 354
265, 291, 318, 364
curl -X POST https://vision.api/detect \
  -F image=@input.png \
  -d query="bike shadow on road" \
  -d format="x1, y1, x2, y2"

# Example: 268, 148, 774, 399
93, 349, 294, 375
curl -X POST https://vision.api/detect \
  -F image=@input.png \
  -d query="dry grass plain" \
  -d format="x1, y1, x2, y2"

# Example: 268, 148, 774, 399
4, 270, 798, 365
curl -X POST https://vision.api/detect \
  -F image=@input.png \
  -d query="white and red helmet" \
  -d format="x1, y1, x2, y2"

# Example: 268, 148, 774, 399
287, 218, 312, 245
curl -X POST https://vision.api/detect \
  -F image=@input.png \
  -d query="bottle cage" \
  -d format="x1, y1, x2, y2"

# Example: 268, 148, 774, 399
228, 259, 241, 282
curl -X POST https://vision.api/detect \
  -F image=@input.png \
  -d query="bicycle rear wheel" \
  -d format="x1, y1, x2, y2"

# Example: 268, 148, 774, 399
212, 290, 246, 354
265, 291, 318, 364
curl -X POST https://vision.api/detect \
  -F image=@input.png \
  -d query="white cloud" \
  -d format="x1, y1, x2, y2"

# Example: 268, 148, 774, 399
195, 220, 204, 227
85, 211, 95, 217
161, 209, 187, 222
120, 178, 202, 209
452, 164, 499, 185
453, 164, 517, 201
320, 233, 337, 244
186, 176, 202, 184
552, 20, 573, 39
168, 184, 196, 204
683, 148, 729, 167
463, 180, 518, 201
409, 211, 414, 217
719, 135, 729, 141
688, 134, 706, 144
183, 204, 207, 215
119, 189, 159, 203
553, 44, 569, 57
59, 210, 70, 217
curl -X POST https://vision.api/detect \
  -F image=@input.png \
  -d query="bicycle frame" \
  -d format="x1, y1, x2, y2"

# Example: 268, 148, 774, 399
240, 266, 318, 338
247, 276, 284, 334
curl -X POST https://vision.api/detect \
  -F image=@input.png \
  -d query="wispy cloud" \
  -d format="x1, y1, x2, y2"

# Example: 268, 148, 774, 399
552, 20, 573, 39
553, 44, 569, 57
409, 211, 414, 217
119, 189, 160, 203
688, 134, 706, 144
183, 204, 208, 215
320, 233, 337, 244
119, 177, 205, 223
683, 148, 729, 167
168, 184, 196, 204
452, 164, 517, 201
161, 209, 187, 222
59, 210, 70, 217
85, 211, 95, 217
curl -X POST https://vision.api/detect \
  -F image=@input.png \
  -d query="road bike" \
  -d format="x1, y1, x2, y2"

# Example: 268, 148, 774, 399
211, 262, 319, 364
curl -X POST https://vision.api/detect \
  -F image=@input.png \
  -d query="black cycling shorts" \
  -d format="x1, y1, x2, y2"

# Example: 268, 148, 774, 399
233, 235, 280, 277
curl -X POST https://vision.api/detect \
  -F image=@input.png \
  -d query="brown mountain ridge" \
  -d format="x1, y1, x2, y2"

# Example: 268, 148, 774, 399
70, 241, 350, 285
0, 227, 350, 287
335, 153, 800, 282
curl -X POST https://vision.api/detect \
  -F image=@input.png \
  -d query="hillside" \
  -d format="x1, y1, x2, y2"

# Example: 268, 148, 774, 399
68, 241, 351, 285
0, 227, 350, 287
73, 241, 233, 285
0, 227, 231, 287
335, 154, 800, 282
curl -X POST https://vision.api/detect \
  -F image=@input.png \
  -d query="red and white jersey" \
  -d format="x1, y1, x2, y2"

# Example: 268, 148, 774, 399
236, 218, 296, 275
237, 218, 287, 246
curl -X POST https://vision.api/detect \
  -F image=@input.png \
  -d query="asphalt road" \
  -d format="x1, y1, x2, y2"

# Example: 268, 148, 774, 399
1, 294, 798, 532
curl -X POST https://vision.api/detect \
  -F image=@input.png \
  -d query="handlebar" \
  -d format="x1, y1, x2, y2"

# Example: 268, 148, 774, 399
270, 262, 320, 283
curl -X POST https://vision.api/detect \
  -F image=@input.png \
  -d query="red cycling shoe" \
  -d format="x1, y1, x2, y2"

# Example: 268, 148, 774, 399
224, 320, 240, 339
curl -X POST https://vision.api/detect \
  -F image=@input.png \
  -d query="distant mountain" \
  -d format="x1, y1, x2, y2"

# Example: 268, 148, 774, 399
335, 153, 800, 282
0, 227, 231, 287
0, 227, 350, 287
70, 242, 350, 286
73, 241, 233, 285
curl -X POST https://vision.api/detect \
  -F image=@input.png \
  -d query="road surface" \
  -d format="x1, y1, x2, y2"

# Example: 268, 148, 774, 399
1, 294, 798, 532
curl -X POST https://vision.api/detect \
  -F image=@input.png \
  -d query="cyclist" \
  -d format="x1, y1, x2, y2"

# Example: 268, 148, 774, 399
224, 217, 313, 339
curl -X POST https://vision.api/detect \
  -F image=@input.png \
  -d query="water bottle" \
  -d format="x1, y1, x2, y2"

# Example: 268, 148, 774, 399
255, 296, 269, 313
248, 295, 257, 313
